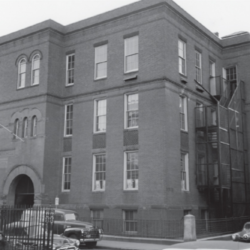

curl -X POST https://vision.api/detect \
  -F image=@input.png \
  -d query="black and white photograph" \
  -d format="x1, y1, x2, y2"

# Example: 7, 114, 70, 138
0, 0, 250, 249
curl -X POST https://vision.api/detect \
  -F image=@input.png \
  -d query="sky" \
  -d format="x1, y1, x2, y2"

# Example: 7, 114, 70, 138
0, 0, 249, 38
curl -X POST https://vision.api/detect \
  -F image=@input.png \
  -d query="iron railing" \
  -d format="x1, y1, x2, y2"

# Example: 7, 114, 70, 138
0, 206, 54, 250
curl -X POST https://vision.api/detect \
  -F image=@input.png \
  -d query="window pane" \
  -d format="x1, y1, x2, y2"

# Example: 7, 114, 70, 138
63, 157, 71, 191
126, 54, 138, 72
65, 104, 73, 136
96, 62, 107, 78
126, 152, 139, 189
94, 154, 106, 191
126, 36, 138, 55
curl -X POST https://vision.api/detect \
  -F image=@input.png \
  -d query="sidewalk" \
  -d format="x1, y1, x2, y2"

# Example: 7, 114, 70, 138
97, 235, 182, 250
97, 234, 233, 250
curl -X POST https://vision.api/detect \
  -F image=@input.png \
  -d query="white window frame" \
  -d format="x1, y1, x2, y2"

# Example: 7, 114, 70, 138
64, 104, 73, 137
94, 44, 107, 80
181, 152, 189, 191
31, 54, 40, 86
17, 58, 27, 89
209, 61, 216, 95
124, 151, 139, 191
66, 54, 75, 86
92, 154, 106, 192
124, 36, 139, 73
124, 93, 139, 129
195, 51, 202, 84
123, 210, 137, 234
94, 99, 107, 133
178, 40, 186, 75
180, 96, 188, 131
62, 157, 71, 192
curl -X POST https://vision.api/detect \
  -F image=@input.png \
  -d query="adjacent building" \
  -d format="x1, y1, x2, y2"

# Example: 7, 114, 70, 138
0, 0, 250, 229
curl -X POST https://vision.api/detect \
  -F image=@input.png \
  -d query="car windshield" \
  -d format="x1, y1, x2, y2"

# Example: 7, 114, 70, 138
64, 213, 76, 221
244, 223, 250, 230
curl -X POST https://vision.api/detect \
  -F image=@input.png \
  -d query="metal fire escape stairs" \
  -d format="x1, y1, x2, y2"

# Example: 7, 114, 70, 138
195, 77, 248, 218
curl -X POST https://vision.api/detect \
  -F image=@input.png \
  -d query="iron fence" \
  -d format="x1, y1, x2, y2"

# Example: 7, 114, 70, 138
0, 206, 54, 250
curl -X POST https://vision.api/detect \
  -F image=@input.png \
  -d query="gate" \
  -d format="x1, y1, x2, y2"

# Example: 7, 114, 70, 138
0, 206, 54, 250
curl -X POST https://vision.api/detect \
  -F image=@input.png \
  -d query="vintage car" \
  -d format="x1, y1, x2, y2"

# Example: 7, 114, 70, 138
232, 222, 250, 242
54, 209, 103, 248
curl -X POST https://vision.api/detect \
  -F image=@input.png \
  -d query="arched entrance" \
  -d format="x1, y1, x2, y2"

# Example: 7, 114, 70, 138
2, 165, 43, 206
14, 175, 34, 206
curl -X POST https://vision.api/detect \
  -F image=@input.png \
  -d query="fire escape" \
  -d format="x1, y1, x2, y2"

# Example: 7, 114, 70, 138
195, 72, 249, 218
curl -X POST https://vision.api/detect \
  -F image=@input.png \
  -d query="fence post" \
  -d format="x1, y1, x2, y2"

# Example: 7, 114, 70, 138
184, 214, 196, 241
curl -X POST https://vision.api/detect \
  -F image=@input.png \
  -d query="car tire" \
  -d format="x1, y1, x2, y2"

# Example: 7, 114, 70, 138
85, 242, 97, 248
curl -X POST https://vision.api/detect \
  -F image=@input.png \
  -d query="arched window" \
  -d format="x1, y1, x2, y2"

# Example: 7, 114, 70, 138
18, 58, 26, 88
31, 116, 37, 137
23, 117, 28, 138
13, 119, 19, 139
31, 54, 40, 85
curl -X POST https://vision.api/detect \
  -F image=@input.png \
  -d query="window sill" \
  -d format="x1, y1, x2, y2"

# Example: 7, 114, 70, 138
62, 190, 70, 193
94, 77, 107, 82
93, 131, 106, 135
92, 190, 105, 193
124, 73, 137, 81
123, 189, 138, 192
124, 127, 138, 131
124, 69, 138, 75
180, 74, 187, 84
65, 83, 74, 87
181, 130, 188, 134
64, 135, 73, 138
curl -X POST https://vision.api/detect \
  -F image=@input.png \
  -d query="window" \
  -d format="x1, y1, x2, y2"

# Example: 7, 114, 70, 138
94, 100, 107, 133
95, 45, 107, 79
124, 151, 138, 190
93, 154, 106, 191
125, 93, 138, 129
66, 54, 75, 85
226, 66, 237, 97
31, 116, 37, 137
181, 153, 189, 191
195, 51, 202, 84
13, 119, 19, 139
123, 210, 137, 233
64, 104, 73, 136
91, 209, 103, 229
22, 117, 28, 138
31, 54, 40, 85
179, 96, 188, 131
62, 157, 71, 191
196, 102, 204, 127
124, 36, 138, 73
209, 61, 216, 95
18, 58, 26, 88
178, 40, 186, 75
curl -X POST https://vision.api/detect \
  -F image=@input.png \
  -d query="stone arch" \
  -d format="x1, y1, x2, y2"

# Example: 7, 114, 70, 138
2, 165, 43, 205
29, 108, 42, 121
28, 50, 43, 62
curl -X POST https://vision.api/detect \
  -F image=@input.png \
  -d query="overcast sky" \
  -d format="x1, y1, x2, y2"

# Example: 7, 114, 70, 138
0, 0, 249, 38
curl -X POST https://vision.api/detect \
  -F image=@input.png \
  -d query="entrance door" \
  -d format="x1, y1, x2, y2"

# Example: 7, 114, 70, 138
15, 175, 34, 207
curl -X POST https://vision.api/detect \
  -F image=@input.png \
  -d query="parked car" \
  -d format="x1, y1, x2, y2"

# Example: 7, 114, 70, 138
232, 222, 250, 242
54, 209, 103, 248
51, 234, 80, 250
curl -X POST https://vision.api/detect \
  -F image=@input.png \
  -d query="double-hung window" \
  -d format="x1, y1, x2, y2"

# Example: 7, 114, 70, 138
95, 44, 107, 79
123, 210, 137, 234
195, 51, 202, 84
62, 157, 71, 191
31, 54, 40, 85
178, 40, 186, 75
66, 54, 75, 86
209, 61, 216, 95
94, 99, 107, 133
18, 59, 26, 88
125, 93, 138, 129
64, 104, 73, 137
124, 151, 138, 190
180, 96, 188, 131
91, 209, 104, 229
181, 152, 189, 191
93, 154, 106, 191
124, 36, 138, 73
196, 102, 204, 127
